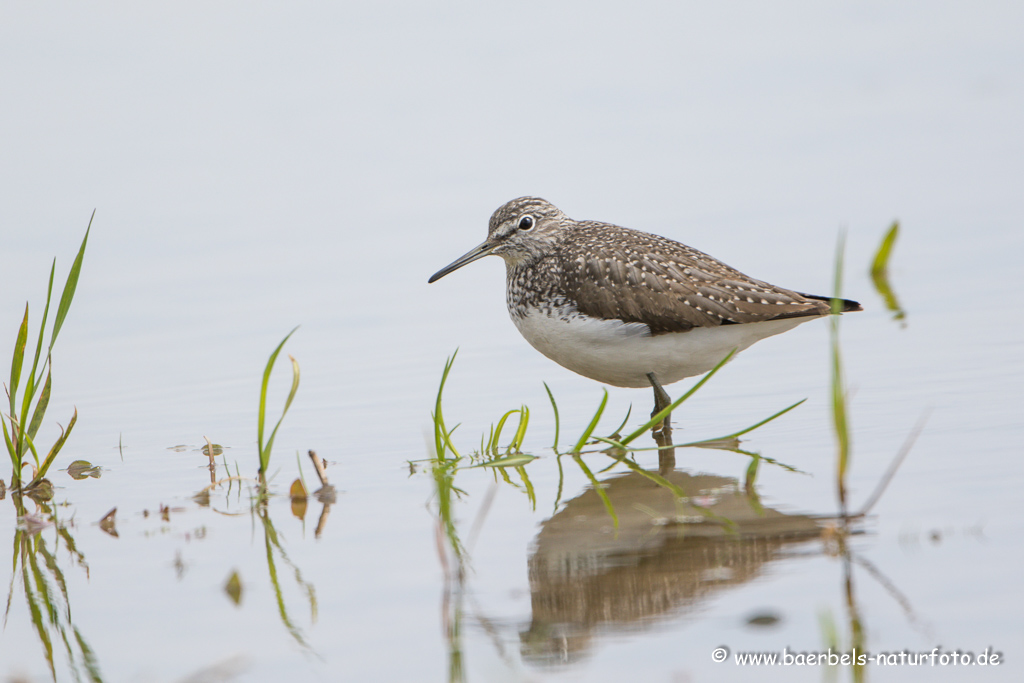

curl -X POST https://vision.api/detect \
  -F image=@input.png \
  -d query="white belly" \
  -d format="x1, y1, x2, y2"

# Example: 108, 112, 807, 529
512, 310, 813, 388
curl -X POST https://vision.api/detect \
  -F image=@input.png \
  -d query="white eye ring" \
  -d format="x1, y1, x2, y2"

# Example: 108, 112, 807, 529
518, 215, 535, 231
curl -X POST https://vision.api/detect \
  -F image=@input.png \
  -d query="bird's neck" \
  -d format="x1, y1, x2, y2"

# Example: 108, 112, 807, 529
504, 256, 572, 321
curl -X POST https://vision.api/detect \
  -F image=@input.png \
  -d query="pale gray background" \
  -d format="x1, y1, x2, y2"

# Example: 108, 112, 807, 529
2, 2, 1022, 681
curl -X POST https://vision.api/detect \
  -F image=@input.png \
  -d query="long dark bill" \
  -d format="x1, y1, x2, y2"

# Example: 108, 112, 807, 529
427, 240, 496, 283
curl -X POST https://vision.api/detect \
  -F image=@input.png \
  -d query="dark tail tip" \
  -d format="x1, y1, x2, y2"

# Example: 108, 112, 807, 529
797, 292, 863, 313
838, 298, 863, 313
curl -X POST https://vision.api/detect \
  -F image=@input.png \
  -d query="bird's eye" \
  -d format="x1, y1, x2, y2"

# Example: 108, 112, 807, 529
518, 215, 535, 231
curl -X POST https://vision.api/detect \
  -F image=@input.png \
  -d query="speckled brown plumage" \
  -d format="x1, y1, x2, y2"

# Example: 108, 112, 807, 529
479, 197, 861, 334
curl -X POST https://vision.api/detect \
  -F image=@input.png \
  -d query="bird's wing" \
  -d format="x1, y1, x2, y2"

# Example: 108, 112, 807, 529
561, 224, 830, 334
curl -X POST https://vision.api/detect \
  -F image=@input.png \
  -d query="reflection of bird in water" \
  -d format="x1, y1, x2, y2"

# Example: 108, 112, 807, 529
520, 469, 824, 665
429, 197, 861, 432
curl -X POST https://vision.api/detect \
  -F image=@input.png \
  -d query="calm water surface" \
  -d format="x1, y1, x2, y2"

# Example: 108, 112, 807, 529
2, 2, 1022, 682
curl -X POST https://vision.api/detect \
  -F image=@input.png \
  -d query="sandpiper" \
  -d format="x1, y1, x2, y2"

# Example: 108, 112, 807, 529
428, 197, 861, 432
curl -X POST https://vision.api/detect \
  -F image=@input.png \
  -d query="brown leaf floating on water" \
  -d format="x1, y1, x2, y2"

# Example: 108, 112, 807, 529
99, 507, 118, 537
224, 570, 243, 605
290, 478, 308, 520
200, 442, 223, 457
67, 459, 102, 480
25, 479, 54, 503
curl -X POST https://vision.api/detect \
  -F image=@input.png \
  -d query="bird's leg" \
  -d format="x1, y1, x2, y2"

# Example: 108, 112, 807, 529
647, 372, 673, 437
652, 427, 676, 475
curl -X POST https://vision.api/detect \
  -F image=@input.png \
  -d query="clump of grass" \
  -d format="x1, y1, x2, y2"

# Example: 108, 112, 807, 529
257, 327, 300, 484
480, 405, 530, 460
3, 215, 92, 490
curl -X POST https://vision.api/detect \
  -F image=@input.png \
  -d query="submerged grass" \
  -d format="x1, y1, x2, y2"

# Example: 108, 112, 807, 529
426, 346, 811, 526
3, 214, 92, 490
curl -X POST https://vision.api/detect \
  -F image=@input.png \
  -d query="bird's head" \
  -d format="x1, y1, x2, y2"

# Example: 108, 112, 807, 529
428, 197, 567, 283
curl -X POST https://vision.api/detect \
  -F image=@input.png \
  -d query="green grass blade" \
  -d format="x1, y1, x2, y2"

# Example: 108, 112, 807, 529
26, 368, 51, 442
28, 408, 77, 487
19, 262, 53, 442
437, 421, 461, 461
590, 436, 632, 469
511, 405, 529, 452
616, 458, 686, 498
572, 455, 617, 527
516, 465, 536, 510
832, 324, 849, 503
543, 382, 560, 453
745, 454, 761, 489
620, 349, 737, 445
16, 372, 35, 458
431, 459, 465, 562
685, 399, 806, 444
23, 559, 56, 679
604, 453, 738, 529
870, 221, 905, 321
261, 354, 301, 474
571, 389, 608, 453
471, 453, 537, 468
495, 463, 516, 488
27, 261, 55, 403
831, 232, 851, 515
6, 530, 23, 621
609, 404, 632, 438
48, 213, 92, 352
433, 351, 458, 460
870, 221, 899, 276
830, 230, 847, 315
490, 409, 519, 454
73, 626, 104, 683
9, 304, 29, 419
257, 326, 298, 473
21, 419, 42, 467
3, 412, 40, 475
856, 411, 929, 517
595, 454, 625, 474
36, 540, 71, 617
553, 452, 565, 514
260, 511, 310, 648
2, 416, 19, 470
281, 354, 301, 416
